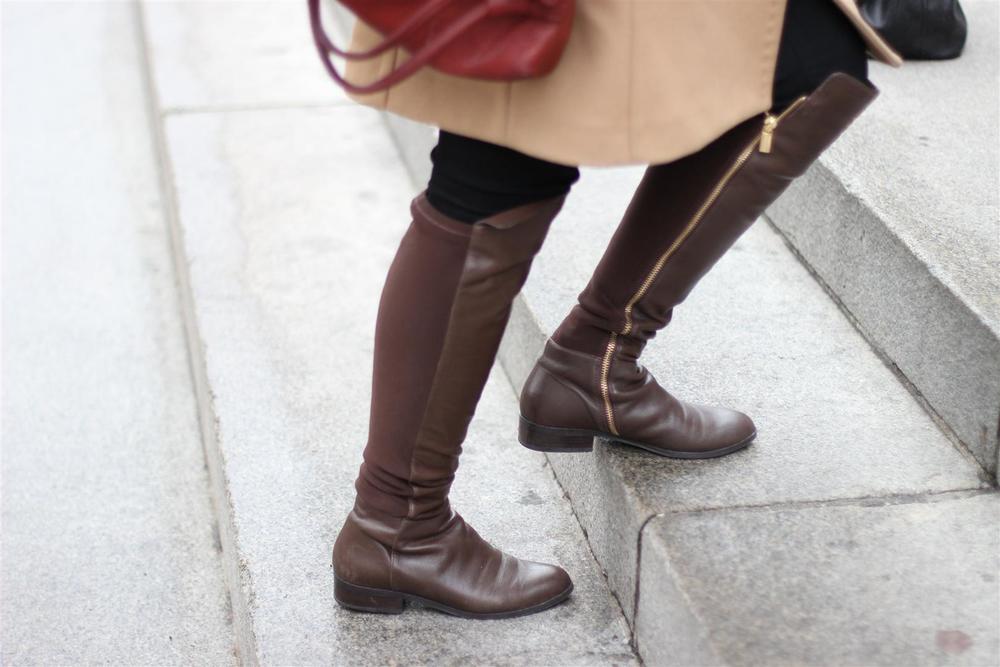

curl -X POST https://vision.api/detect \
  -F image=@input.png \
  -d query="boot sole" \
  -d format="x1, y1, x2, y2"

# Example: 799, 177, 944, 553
333, 574, 574, 619
519, 415, 756, 459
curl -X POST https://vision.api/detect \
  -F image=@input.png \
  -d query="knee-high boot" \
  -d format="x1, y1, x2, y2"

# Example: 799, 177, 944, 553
518, 72, 878, 458
333, 191, 572, 617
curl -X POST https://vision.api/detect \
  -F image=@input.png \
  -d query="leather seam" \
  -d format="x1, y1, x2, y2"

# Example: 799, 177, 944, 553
532, 364, 605, 430
388, 537, 397, 591
402, 201, 555, 535
405, 321, 463, 518
393, 229, 474, 556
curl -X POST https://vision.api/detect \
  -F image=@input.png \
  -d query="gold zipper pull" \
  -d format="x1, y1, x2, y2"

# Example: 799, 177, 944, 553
759, 114, 777, 153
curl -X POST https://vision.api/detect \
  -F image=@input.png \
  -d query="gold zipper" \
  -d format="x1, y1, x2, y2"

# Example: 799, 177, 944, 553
760, 95, 807, 153
598, 95, 807, 435
759, 115, 778, 153
600, 332, 619, 435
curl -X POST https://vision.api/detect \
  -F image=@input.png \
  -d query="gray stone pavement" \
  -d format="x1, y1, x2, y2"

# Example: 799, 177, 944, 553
5, 0, 636, 663
768, 0, 1000, 474
141, 0, 637, 664
638, 493, 999, 666
2, 2, 233, 664
141, 0, 347, 112
498, 165, 993, 651
161, 95, 634, 667
6, 0, 998, 665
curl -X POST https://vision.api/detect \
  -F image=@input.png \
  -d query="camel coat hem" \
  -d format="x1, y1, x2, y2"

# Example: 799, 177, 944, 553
340, 0, 902, 167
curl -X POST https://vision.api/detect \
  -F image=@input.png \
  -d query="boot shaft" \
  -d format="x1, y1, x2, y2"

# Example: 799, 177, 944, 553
334, 192, 574, 617
554, 73, 879, 361
357, 191, 565, 529
524, 72, 878, 447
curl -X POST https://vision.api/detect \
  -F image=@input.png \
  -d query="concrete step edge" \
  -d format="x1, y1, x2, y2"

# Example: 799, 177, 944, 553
767, 160, 998, 476
135, 4, 260, 663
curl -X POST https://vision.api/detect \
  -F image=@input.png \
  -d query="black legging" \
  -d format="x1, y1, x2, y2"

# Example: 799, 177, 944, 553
426, 0, 869, 223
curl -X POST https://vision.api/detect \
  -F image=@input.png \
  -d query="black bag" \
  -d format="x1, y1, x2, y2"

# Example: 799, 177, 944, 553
860, 0, 968, 60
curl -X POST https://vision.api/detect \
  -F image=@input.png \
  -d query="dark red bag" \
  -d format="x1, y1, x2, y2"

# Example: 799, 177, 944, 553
308, 0, 575, 94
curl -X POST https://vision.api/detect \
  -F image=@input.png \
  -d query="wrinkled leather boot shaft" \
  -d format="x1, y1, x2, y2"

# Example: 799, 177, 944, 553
334, 192, 573, 618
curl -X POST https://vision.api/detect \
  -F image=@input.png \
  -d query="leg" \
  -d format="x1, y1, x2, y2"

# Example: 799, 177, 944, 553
427, 130, 580, 222
518, 0, 878, 457
333, 133, 577, 617
772, 0, 869, 111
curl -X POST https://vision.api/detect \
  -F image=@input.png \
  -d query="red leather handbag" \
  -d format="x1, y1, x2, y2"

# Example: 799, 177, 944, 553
308, 0, 575, 94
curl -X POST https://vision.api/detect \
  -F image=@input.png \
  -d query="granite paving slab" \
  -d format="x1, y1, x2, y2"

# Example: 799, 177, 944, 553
767, 0, 1000, 473
2, 2, 233, 663
637, 493, 1000, 666
164, 103, 637, 664
141, 0, 348, 112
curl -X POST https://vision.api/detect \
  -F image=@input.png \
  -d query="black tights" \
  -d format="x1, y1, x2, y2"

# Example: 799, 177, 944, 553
426, 0, 869, 223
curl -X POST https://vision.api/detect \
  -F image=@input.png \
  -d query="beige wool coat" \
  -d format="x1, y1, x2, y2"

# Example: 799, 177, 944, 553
342, 0, 902, 166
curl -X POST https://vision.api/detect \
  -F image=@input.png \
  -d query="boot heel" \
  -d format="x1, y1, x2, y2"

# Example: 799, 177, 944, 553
334, 575, 404, 614
519, 416, 594, 453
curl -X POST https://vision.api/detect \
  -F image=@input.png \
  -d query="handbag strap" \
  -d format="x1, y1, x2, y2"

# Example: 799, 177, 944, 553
310, 0, 455, 61
308, 0, 538, 94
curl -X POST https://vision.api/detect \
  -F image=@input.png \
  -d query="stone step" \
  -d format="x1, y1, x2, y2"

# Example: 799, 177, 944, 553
326, 10, 1000, 665
162, 99, 636, 667
142, 1, 1000, 664
358, 10, 1000, 660
637, 492, 999, 666
766, 0, 1000, 475
2, 3, 234, 663
494, 164, 995, 664
141, 2, 637, 662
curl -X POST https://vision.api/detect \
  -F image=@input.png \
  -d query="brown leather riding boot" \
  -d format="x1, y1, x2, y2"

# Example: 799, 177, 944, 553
519, 72, 878, 458
333, 191, 572, 618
